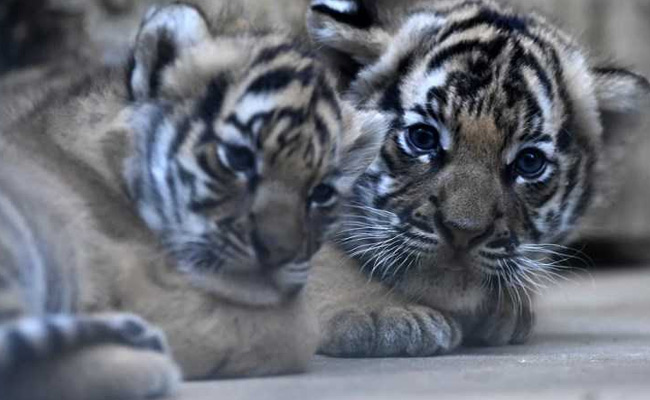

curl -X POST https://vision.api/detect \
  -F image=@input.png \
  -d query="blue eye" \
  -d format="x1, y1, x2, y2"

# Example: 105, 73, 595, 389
407, 124, 440, 153
224, 145, 255, 172
515, 149, 547, 179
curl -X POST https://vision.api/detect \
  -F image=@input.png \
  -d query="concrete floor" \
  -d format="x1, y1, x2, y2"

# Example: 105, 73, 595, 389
180, 269, 650, 400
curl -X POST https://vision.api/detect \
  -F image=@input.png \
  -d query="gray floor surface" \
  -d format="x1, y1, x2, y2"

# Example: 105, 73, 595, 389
180, 269, 650, 399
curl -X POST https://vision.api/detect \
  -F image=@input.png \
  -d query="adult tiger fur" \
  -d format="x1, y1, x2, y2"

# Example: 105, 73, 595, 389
305, 0, 650, 357
0, 3, 383, 399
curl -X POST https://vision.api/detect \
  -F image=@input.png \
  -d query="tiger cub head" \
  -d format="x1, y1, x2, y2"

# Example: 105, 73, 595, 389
123, 4, 383, 306
308, 0, 650, 308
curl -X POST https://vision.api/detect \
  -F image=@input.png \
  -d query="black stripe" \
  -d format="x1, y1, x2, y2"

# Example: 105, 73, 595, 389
166, 166, 182, 224
561, 156, 582, 205
428, 36, 508, 72
556, 126, 574, 153
313, 114, 330, 146
508, 41, 554, 100
149, 31, 177, 98
528, 176, 560, 208
167, 117, 192, 159
519, 202, 542, 241
438, 0, 486, 16
251, 43, 297, 67
379, 54, 413, 113
190, 197, 232, 213
246, 67, 313, 94
177, 164, 198, 200
593, 67, 650, 91
197, 75, 229, 125
315, 74, 342, 120
426, 87, 448, 120
312, 0, 374, 29
437, 8, 529, 44
374, 180, 418, 210
197, 151, 224, 180
570, 180, 593, 225
403, 231, 439, 245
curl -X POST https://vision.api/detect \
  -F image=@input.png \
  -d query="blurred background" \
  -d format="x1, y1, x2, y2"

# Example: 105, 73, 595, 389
1, 0, 649, 266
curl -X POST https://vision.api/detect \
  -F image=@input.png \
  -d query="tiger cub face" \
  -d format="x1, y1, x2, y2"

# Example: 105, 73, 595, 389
124, 4, 383, 305
308, 0, 649, 305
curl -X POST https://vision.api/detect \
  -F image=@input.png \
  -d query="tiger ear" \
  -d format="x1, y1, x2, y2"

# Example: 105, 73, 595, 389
587, 67, 650, 210
593, 67, 650, 116
591, 67, 650, 149
128, 3, 210, 101
336, 105, 388, 192
308, 0, 390, 68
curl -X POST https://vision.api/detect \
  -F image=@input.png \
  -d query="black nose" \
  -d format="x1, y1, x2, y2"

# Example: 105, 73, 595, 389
435, 214, 494, 250
251, 230, 297, 269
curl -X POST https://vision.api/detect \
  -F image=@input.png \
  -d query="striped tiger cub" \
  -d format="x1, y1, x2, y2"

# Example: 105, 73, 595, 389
0, 3, 383, 399
305, 0, 650, 357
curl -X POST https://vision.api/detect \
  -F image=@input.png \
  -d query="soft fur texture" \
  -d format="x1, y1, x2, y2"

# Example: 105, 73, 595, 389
305, 0, 650, 357
0, 3, 382, 399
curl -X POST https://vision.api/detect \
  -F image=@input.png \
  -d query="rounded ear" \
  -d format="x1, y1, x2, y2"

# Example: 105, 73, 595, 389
593, 67, 650, 115
128, 3, 210, 101
308, 0, 391, 71
588, 67, 650, 212
591, 67, 650, 147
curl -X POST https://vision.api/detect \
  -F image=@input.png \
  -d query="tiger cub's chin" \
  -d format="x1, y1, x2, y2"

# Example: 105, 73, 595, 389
182, 261, 312, 307
307, 0, 650, 357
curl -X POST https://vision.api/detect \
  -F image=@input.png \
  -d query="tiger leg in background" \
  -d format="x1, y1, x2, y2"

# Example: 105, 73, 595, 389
0, 157, 180, 400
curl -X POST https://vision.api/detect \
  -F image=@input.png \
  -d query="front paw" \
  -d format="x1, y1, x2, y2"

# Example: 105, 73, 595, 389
319, 305, 462, 357
466, 300, 535, 346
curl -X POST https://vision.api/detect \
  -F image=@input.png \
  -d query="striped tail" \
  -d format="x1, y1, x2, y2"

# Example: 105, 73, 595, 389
0, 314, 181, 400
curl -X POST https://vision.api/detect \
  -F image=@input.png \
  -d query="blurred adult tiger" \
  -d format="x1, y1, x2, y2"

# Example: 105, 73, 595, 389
305, 0, 650, 357
0, 3, 383, 399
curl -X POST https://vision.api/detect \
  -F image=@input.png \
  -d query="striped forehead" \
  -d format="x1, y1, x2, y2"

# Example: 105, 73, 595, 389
192, 44, 341, 172
397, 7, 571, 155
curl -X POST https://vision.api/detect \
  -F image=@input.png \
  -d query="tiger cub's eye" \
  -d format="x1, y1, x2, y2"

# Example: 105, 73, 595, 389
407, 124, 440, 153
515, 148, 547, 179
310, 184, 337, 207
224, 145, 256, 173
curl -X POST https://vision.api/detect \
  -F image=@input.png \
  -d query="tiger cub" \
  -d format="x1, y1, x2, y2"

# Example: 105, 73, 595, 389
0, 3, 382, 399
305, 0, 650, 357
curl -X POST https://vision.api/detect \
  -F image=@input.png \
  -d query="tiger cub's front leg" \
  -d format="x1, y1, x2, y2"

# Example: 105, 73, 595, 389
309, 245, 463, 357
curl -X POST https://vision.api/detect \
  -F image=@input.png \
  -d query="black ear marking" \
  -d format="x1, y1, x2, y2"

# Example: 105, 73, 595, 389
594, 66, 650, 93
311, 0, 374, 29
128, 3, 210, 101
148, 30, 178, 99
